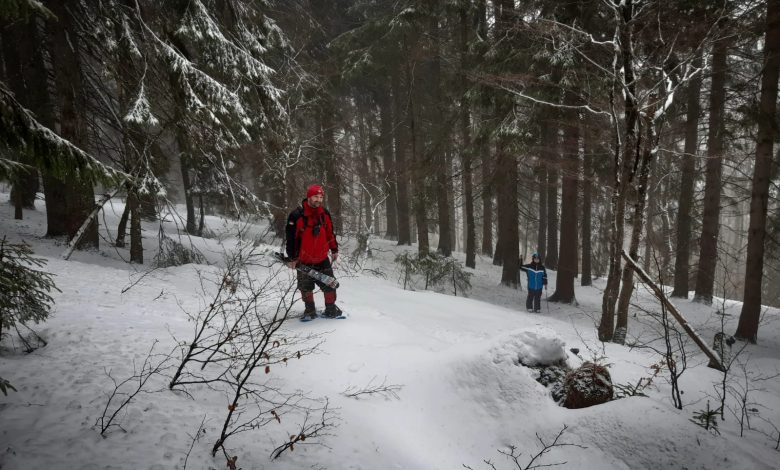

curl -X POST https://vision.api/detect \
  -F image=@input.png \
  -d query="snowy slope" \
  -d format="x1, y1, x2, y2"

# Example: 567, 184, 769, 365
1, 192, 779, 470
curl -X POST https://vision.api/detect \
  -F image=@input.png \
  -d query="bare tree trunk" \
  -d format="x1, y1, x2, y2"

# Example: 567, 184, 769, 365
179, 151, 197, 234
599, 0, 640, 341
2, 15, 40, 220
407, 63, 429, 254
320, 101, 342, 235
477, 0, 493, 258
495, 136, 519, 284
694, 33, 729, 304
545, 122, 560, 270
494, 0, 518, 284
116, 192, 130, 248
735, 0, 780, 343
642, 164, 660, 273
129, 188, 143, 263
392, 68, 412, 245
537, 163, 547, 258
671, 53, 703, 298
581, 125, 594, 286
480, 137, 494, 257
615, 119, 656, 343
48, 1, 98, 249
550, 95, 579, 303
424, 0, 450, 256
376, 86, 398, 239
460, 3, 476, 268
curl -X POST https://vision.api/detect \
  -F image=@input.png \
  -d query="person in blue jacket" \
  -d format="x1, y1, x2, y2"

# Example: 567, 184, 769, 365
519, 253, 548, 312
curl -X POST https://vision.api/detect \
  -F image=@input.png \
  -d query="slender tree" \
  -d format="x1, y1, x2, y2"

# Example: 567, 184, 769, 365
735, 0, 780, 343
694, 30, 730, 304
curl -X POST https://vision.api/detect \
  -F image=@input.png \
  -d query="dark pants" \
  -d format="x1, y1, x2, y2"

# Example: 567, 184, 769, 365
298, 258, 337, 306
527, 289, 542, 311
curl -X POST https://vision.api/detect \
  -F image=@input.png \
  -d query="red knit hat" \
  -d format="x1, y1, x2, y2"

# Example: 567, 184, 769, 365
306, 184, 324, 198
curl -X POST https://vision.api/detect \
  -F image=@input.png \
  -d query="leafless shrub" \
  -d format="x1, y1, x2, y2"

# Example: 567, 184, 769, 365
96, 341, 171, 435
463, 425, 586, 470
342, 376, 403, 400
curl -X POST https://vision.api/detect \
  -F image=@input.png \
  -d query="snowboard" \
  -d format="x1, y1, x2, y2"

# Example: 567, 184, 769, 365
273, 252, 340, 289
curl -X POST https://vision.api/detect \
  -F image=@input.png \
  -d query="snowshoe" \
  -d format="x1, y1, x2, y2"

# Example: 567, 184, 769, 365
322, 304, 346, 319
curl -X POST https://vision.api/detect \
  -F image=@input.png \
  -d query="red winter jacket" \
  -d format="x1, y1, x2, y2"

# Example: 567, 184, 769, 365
285, 200, 338, 264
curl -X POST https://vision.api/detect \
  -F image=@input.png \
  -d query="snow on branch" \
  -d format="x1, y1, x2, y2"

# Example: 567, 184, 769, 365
0, 85, 127, 185
124, 80, 159, 127
488, 80, 613, 121
176, 0, 275, 81
538, 18, 615, 47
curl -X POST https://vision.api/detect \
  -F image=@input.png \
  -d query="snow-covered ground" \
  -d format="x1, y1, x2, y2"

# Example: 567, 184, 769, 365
1, 191, 779, 470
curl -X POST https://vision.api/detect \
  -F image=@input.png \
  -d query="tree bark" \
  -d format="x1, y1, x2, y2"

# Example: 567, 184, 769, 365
376, 86, 398, 239
406, 60, 429, 254
735, 0, 780, 343
545, 125, 560, 270
115, 192, 130, 248
2, 15, 40, 219
615, 119, 656, 343
581, 125, 594, 286
599, 0, 640, 341
392, 67, 412, 245
550, 95, 579, 303
694, 33, 729, 304
460, 3, 476, 269
47, 0, 98, 249
429, 0, 451, 256
672, 53, 703, 298
477, 0, 493, 258
537, 162, 548, 259
129, 188, 143, 263
320, 101, 342, 235
480, 136, 494, 257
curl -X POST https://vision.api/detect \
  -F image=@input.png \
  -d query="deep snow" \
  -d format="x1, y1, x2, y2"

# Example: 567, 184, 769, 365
1, 191, 779, 470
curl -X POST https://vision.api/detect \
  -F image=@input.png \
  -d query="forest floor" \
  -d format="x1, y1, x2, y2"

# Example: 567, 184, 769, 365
1, 191, 779, 470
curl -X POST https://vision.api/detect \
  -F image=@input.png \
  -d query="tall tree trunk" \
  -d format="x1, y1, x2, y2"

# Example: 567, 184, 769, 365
494, 136, 518, 283
477, 0, 493, 258
429, 0, 451, 256
376, 86, 398, 239
480, 138, 494, 257
672, 53, 703, 298
494, 0, 518, 283
460, 3, 476, 269
179, 151, 197, 234
694, 34, 729, 304
539, 109, 560, 269
642, 163, 659, 273
320, 101, 342, 235
615, 119, 656, 343
599, 0, 639, 341
550, 97, 579, 303
129, 188, 143, 263
581, 125, 594, 286
356, 96, 373, 234
544, 116, 560, 269
47, 1, 98, 249
116, 191, 131, 248
2, 15, 39, 219
392, 68, 412, 245
735, 0, 780, 343
407, 62, 429, 254
537, 163, 547, 258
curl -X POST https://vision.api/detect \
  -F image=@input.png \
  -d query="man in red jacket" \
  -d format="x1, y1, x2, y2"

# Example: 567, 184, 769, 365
285, 184, 340, 319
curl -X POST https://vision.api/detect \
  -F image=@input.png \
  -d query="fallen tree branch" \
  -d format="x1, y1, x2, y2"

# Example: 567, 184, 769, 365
621, 250, 725, 372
